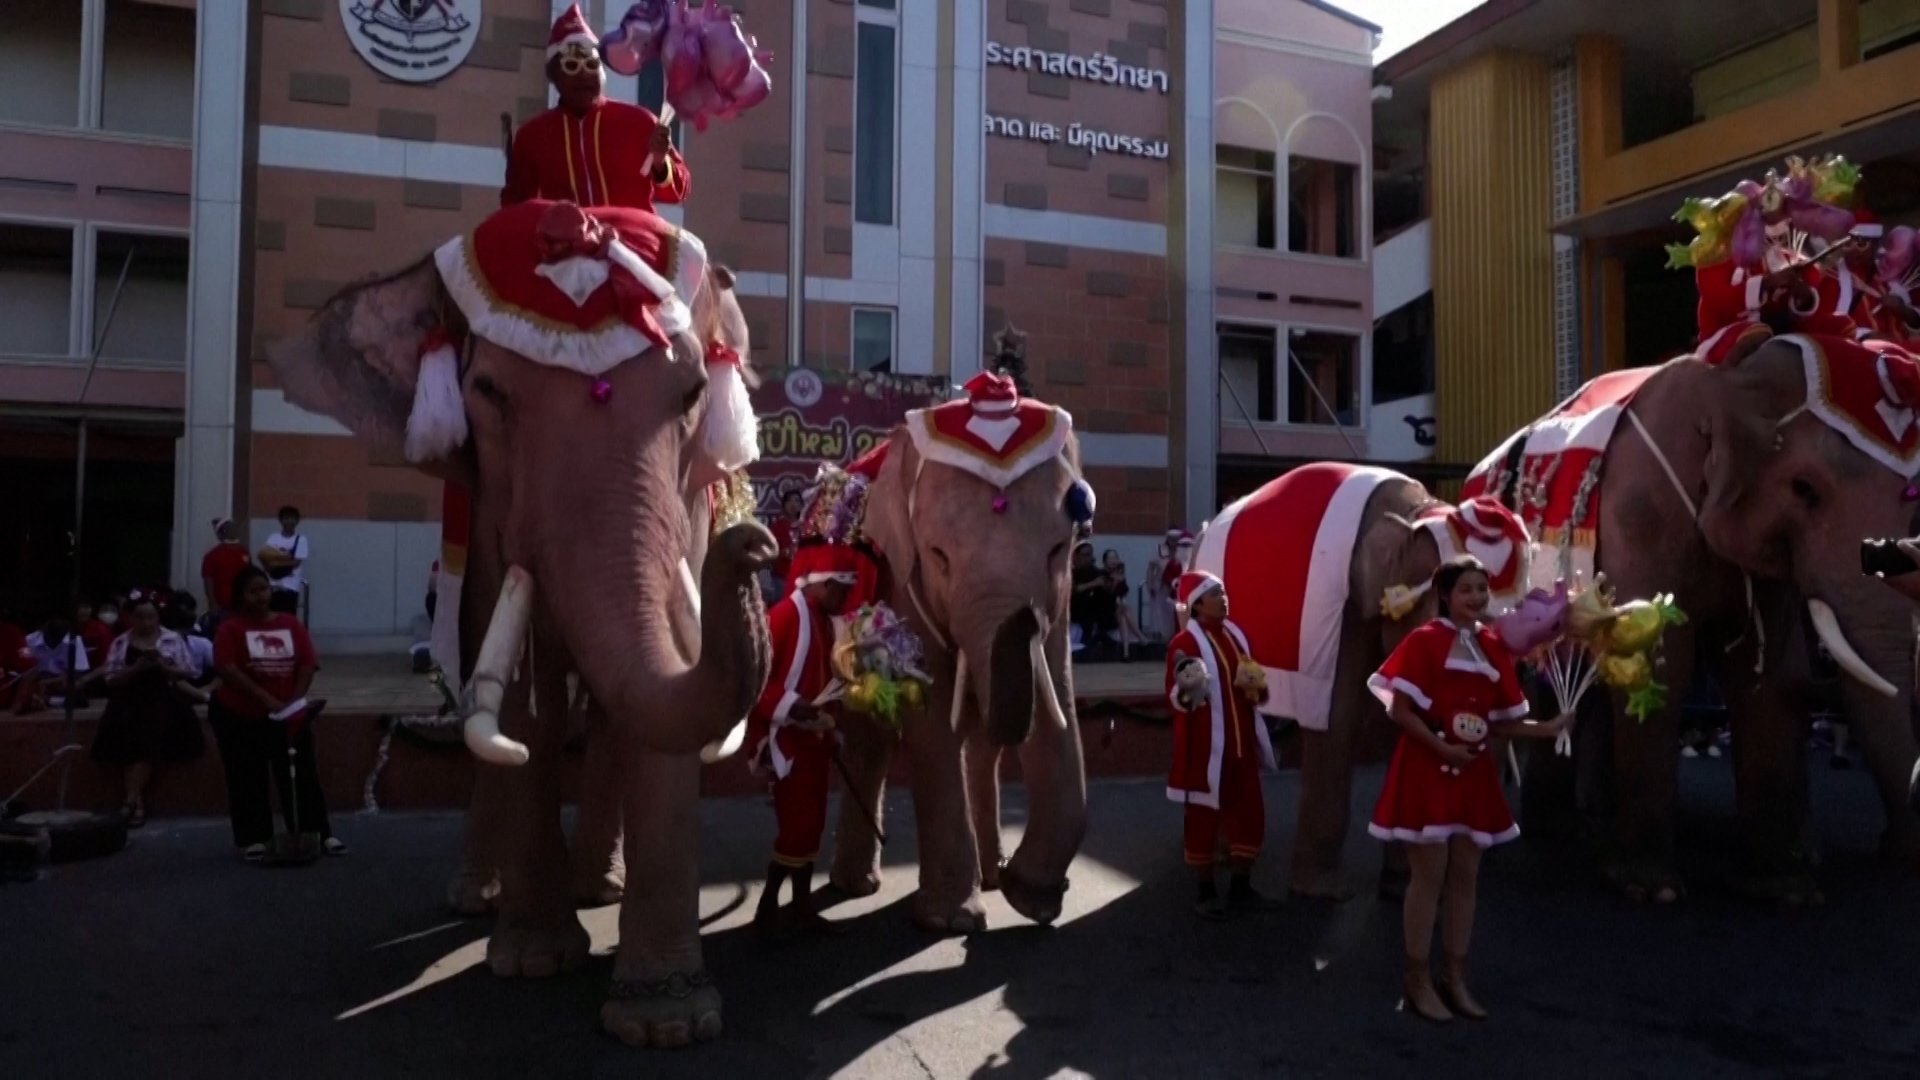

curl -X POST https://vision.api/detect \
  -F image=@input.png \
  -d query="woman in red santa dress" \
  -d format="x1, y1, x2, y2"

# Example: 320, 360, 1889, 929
1367, 556, 1568, 1023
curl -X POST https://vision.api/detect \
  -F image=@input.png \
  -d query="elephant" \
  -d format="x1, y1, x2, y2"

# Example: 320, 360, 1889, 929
1193, 463, 1534, 899
1488, 338, 1920, 903
268, 200, 773, 1048
825, 415, 1091, 933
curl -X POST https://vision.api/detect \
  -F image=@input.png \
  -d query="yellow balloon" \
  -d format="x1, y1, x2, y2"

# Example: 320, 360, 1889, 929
900, 681, 925, 711
859, 672, 884, 696
1598, 650, 1653, 691
1607, 603, 1666, 655
846, 683, 875, 713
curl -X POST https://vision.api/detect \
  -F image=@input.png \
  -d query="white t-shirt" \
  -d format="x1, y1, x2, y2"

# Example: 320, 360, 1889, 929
184, 634, 216, 678
264, 531, 311, 592
25, 631, 90, 675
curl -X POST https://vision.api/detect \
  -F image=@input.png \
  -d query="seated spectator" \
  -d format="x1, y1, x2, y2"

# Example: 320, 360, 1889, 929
90, 590, 204, 828
15, 617, 90, 714
1070, 542, 1119, 658
162, 596, 218, 701
0, 606, 28, 710
76, 600, 115, 670
1103, 549, 1146, 658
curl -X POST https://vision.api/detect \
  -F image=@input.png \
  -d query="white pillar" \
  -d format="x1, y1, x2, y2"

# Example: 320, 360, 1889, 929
948, 0, 984, 380
175, 0, 249, 597
1181, 0, 1217, 526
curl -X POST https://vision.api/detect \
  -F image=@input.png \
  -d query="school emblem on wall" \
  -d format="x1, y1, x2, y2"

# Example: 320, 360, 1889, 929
339, 0, 482, 84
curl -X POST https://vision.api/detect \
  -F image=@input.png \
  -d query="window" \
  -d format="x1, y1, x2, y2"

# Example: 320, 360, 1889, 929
1372, 294, 1435, 403
1287, 329, 1361, 426
854, 21, 898, 226
852, 308, 895, 373
0, 223, 76, 358
1216, 146, 1276, 250
857, 0, 898, 7
634, 59, 685, 144
0, 4, 83, 128
101, 0, 196, 139
1288, 157, 1358, 258
1217, 323, 1277, 423
93, 231, 190, 366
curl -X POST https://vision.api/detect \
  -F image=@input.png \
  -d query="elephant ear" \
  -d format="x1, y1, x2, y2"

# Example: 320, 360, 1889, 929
1698, 361, 1789, 574
267, 256, 452, 458
862, 427, 921, 589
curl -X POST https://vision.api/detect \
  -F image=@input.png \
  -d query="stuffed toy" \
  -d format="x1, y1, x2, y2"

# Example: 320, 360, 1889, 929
1233, 659, 1268, 701
1173, 655, 1209, 710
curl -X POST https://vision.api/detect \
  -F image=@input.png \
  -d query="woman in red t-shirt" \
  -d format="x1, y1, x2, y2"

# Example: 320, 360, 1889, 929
210, 566, 343, 860
200, 518, 253, 623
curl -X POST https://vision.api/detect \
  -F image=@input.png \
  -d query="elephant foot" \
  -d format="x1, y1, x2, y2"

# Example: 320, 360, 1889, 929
1604, 861, 1685, 905
828, 859, 882, 899
573, 866, 626, 909
488, 916, 590, 978
913, 891, 988, 935
1730, 871, 1825, 909
601, 975, 723, 1049
1000, 863, 1068, 926
980, 859, 1002, 893
445, 867, 500, 917
1288, 867, 1355, 902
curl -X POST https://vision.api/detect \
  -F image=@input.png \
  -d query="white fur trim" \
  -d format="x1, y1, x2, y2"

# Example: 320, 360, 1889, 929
792, 571, 858, 587
546, 33, 598, 59
435, 234, 655, 376
1367, 822, 1520, 848
1744, 272, 1765, 312
1367, 672, 1432, 711
404, 345, 469, 463
535, 256, 611, 307
702, 356, 760, 472
905, 404, 1075, 490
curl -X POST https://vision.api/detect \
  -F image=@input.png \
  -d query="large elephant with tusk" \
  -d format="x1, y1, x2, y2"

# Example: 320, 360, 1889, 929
1473, 335, 1920, 904
268, 200, 772, 1048
826, 376, 1092, 932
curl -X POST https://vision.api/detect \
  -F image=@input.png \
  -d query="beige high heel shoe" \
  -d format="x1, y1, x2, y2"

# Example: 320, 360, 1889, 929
1437, 953, 1489, 1020
1401, 956, 1453, 1023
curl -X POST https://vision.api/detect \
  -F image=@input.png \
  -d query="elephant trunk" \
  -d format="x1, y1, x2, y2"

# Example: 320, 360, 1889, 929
976, 604, 1043, 747
535, 446, 767, 757
1002, 620, 1088, 925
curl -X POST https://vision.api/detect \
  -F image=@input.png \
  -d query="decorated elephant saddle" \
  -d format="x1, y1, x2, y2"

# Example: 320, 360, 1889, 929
904, 371, 1073, 491
434, 199, 710, 375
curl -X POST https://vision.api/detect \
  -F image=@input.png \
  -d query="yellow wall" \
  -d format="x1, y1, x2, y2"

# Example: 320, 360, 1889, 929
1693, 0, 1920, 119
1430, 50, 1558, 468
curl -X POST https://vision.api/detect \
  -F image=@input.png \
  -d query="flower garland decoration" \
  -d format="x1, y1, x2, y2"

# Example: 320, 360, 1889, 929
830, 604, 932, 728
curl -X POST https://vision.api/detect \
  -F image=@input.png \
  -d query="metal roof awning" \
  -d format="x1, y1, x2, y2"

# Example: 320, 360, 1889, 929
1554, 102, 1920, 243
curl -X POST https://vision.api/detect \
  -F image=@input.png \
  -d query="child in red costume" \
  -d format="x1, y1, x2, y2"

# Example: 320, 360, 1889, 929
748, 541, 859, 936
1165, 571, 1279, 920
1367, 556, 1567, 1022
500, 5, 689, 211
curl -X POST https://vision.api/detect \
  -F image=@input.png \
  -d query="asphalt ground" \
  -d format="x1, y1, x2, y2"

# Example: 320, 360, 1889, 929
4, 753, 1919, 1080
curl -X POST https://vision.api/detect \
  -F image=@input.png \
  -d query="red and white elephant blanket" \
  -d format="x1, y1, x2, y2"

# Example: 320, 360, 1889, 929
1461, 367, 1656, 594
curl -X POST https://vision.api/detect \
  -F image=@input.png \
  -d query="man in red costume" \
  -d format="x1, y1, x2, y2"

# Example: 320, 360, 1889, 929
748, 541, 859, 936
1693, 204, 1820, 365
501, 5, 690, 211
1165, 571, 1278, 920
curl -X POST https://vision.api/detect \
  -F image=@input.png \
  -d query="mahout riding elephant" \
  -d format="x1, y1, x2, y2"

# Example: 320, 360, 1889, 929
1193, 462, 1534, 899
826, 375, 1092, 932
1472, 337, 1920, 904
269, 199, 772, 1047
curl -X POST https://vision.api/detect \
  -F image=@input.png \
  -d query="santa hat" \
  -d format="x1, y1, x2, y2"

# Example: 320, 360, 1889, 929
1455, 498, 1509, 542
1175, 570, 1224, 611
788, 541, 861, 589
1852, 208, 1884, 240
547, 5, 598, 59
963, 370, 1019, 415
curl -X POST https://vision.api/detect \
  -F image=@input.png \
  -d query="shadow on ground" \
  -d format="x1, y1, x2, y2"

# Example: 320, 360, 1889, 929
5, 754, 1920, 1079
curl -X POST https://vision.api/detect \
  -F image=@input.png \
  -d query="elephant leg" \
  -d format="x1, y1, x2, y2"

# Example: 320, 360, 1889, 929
828, 716, 892, 898
1716, 621, 1820, 905
447, 770, 504, 916
1001, 644, 1087, 926
602, 745, 721, 1049
486, 641, 590, 978
1288, 609, 1373, 900
570, 698, 627, 908
966, 731, 1004, 891
1605, 623, 1694, 904
904, 671, 987, 934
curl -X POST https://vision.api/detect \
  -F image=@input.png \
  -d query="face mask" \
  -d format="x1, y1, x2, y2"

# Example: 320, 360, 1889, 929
99, 611, 119, 626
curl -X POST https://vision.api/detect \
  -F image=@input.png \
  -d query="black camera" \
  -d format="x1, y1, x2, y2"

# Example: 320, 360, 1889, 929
1861, 538, 1919, 578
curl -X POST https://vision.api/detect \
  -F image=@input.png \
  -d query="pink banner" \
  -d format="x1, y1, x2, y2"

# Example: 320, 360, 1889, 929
746, 367, 954, 516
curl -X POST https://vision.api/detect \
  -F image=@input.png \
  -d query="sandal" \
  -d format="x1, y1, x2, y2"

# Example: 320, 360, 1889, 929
243, 843, 267, 862
323, 837, 348, 857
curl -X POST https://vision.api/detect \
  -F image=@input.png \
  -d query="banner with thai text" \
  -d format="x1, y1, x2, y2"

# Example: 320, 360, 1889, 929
746, 367, 955, 519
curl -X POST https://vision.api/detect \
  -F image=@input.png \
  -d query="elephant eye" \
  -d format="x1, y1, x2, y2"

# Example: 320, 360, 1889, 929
471, 374, 506, 407
681, 379, 706, 416
930, 546, 951, 574
1792, 477, 1820, 510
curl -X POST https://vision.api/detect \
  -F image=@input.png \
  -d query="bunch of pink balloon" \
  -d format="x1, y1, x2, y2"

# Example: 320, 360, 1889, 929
602, 0, 773, 131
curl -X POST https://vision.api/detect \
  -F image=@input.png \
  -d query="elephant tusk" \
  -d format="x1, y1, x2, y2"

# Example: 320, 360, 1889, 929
1808, 599, 1899, 699
464, 566, 535, 766
701, 719, 747, 764
1032, 633, 1069, 731
678, 556, 702, 621
950, 652, 970, 732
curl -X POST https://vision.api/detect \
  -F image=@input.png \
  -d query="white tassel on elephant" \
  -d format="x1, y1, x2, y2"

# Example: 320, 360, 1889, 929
405, 329, 468, 464
701, 340, 760, 473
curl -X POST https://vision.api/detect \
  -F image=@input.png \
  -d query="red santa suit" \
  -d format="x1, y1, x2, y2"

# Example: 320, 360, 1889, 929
1165, 572, 1276, 867
748, 543, 858, 868
500, 8, 690, 212
1694, 223, 1822, 365
1366, 618, 1528, 848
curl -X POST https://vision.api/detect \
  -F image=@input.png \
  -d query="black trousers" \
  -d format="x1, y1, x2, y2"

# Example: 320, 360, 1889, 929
207, 700, 332, 847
